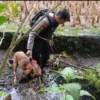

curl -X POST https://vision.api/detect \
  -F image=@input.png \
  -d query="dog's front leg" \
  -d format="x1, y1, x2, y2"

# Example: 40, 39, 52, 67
13, 64, 17, 87
13, 71, 17, 87
29, 80, 36, 95
38, 76, 42, 88
13, 55, 18, 87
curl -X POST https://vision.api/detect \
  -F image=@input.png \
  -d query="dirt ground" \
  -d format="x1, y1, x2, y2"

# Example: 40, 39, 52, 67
0, 50, 100, 100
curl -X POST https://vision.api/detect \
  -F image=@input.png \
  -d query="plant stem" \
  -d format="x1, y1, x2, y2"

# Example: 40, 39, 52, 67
0, 32, 5, 46
0, 44, 15, 78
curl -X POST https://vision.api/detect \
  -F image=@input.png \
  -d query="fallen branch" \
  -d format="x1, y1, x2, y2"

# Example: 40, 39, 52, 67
59, 59, 97, 72
0, 32, 5, 46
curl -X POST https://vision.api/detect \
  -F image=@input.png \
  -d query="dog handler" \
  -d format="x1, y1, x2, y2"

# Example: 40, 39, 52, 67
27, 8, 70, 73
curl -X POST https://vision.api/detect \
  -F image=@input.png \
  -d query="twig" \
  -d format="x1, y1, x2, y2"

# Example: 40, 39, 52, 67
11, 1, 38, 44
59, 59, 97, 71
17, 1, 38, 39
24, 1, 29, 15
0, 32, 5, 46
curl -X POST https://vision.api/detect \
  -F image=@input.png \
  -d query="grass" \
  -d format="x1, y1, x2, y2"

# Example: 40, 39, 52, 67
0, 22, 100, 36
0, 90, 7, 97
55, 25, 100, 36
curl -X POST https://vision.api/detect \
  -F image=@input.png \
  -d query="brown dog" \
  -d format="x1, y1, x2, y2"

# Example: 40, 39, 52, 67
13, 51, 42, 90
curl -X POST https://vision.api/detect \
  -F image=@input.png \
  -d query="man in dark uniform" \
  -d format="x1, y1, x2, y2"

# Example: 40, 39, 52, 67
27, 8, 70, 73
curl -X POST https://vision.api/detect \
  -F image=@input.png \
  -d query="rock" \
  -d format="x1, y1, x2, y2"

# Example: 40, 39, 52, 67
0, 80, 5, 86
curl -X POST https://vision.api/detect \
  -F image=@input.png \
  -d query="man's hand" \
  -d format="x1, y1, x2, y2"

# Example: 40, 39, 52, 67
27, 50, 32, 57
49, 40, 54, 46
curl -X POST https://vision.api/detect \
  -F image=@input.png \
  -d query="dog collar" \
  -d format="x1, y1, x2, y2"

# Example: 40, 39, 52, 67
26, 60, 37, 69
25, 60, 42, 75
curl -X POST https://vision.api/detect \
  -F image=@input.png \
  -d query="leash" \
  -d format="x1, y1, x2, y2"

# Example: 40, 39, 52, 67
28, 55, 40, 76
34, 33, 54, 53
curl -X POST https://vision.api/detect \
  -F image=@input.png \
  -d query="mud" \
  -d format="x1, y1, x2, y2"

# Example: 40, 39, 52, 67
0, 50, 100, 100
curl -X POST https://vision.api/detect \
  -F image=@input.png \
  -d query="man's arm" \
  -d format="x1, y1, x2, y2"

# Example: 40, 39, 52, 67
48, 25, 59, 46
27, 17, 49, 50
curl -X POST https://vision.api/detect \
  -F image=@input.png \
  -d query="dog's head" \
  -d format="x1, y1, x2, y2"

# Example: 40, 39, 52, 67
18, 62, 41, 83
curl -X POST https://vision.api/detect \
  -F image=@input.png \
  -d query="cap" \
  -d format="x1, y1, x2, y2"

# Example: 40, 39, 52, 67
58, 8, 70, 21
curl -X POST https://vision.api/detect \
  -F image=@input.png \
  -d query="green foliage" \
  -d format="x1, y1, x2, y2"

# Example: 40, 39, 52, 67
95, 63, 100, 71
60, 67, 83, 83
56, 25, 64, 32
39, 67, 95, 100
0, 2, 21, 26
83, 68, 100, 91
61, 51, 68, 57
39, 86, 60, 93
68, 26, 83, 36
9, 1, 21, 18
54, 25, 100, 37
0, 90, 7, 97
0, 3, 6, 13
62, 94, 74, 100
39, 83, 95, 100
0, 3, 7, 25
80, 90, 96, 100
63, 83, 81, 100
88, 26, 100, 35
0, 22, 18, 33
0, 16, 7, 25
49, 55, 55, 61
55, 26, 83, 36
0, 21, 30, 33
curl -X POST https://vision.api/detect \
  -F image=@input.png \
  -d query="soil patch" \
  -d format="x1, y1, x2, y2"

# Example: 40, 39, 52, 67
0, 50, 100, 100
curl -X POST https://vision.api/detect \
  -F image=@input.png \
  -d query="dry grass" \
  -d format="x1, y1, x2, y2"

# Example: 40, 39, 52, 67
2, 1, 100, 27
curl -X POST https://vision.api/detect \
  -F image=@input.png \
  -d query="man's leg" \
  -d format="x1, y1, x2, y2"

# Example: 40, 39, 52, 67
39, 41, 50, 84
32, 43, 42, 66
41, 41, 50, 70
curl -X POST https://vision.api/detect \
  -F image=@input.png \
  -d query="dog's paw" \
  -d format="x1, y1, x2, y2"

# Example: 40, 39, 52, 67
13, 83, 18, 89
29, 88, 36, 95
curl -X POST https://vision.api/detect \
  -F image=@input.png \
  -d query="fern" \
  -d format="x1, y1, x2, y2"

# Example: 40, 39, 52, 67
83, 69, 100, 91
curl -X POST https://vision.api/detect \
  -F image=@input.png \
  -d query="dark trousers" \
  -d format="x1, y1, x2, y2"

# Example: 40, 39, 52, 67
32, 40, 50, 71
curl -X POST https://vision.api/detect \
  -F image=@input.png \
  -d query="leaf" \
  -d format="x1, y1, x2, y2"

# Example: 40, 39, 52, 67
14, 2, 20, 10
0, 3, 6, 13
59, 84, 64, 90
0, 16, 7, 25
63, 83, 81, 100
9, 2, 15, 13
95, 63, 100, 71
60, 67, 84, 82
61, 51, 68, 57
45, 86, 60, 92
0, 91, 7, 97
9, 2, 21, 18
50, 55, 55, 61
60, 67, 74, 80
51, 70, 60, 74
0, 22, 18, 32
38, 88, 45, 93
13, 10, 21, 18
62, 94, 74, 100
80, 90, 96, 100
72, 75, 84, 80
